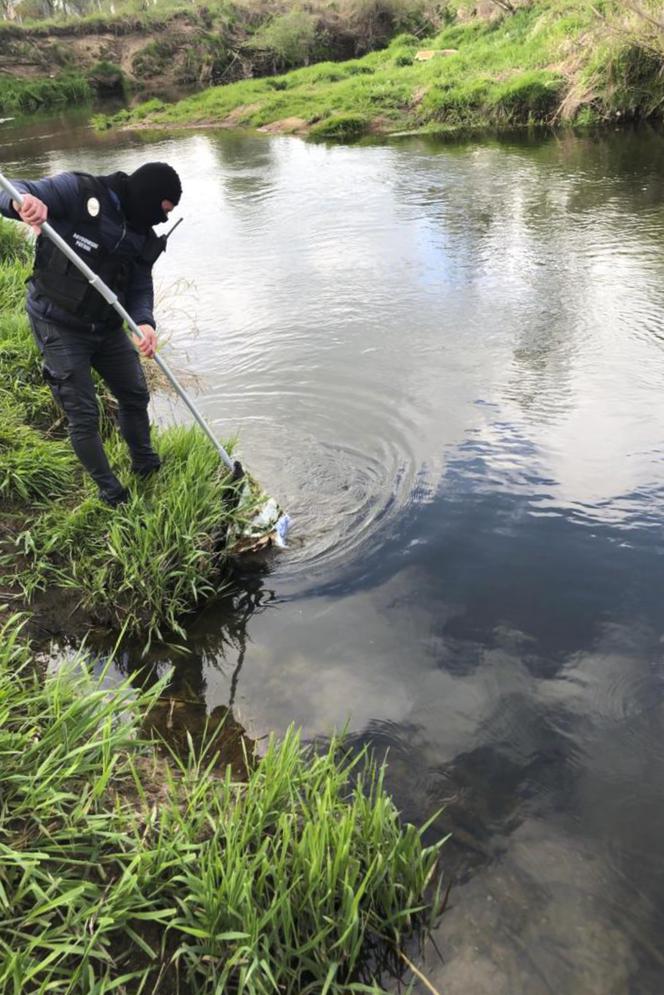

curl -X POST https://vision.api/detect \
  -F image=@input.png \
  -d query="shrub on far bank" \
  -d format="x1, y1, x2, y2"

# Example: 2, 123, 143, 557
0, 72, 91, 113
250, 8, 319, 70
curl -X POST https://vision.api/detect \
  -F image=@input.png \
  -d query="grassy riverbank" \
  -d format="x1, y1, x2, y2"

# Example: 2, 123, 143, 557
99, 0, 664, 138
0, 219, 258, 647
0, 617, 443, 993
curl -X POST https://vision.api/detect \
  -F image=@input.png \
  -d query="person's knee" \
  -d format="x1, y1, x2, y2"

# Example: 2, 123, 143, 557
105, 349, 150, 412
67, 401, 100, 441
117, 386, 150, 414
115, 370, 150, 412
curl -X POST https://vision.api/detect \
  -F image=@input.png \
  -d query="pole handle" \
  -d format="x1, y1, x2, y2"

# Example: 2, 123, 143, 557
0, 173, 25, 206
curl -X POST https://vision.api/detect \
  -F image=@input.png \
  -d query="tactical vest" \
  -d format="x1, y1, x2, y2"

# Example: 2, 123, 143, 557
32, 173, 165, 325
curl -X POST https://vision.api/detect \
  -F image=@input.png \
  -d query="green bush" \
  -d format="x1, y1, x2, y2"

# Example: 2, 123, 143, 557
389, 31, 419, 49
131, 38, 179, 78
0, 73, 92, 114
88, 58, 123, 78
250, 9, 318, 69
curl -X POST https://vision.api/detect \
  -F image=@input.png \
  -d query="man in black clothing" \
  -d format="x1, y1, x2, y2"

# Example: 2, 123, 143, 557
0, 162, 182, 506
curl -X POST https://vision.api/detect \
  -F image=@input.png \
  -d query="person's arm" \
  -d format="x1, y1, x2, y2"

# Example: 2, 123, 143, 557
0, 172, 80, 229
126, 260, 158, 359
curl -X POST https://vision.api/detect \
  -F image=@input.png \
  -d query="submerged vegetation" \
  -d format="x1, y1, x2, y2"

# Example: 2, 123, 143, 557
0, 219, 253, 645
0, 618, 444, 993
99, 0, 664, 137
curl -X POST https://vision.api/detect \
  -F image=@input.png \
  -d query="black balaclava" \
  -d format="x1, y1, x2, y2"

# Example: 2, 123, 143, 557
120, 162, 182, 230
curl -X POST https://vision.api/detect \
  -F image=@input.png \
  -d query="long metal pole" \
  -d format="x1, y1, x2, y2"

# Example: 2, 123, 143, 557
0, 172, 238, 474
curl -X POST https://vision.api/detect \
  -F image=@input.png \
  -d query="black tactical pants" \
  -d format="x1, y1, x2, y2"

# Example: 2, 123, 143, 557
29, 315, 161, 503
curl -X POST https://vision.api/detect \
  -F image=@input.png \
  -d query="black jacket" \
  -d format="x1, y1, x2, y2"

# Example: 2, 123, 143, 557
0, 171, 157, 332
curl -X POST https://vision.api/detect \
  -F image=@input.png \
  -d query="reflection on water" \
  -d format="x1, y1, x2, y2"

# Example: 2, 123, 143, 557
7, 114, 664, 992
143, 696, 256, 781
91, 569, 272, 774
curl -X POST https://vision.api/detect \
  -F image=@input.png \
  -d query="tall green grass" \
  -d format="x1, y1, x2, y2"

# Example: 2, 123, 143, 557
0, 617, 444, 994
9, 427, 246, 644
0, 417, 76, 503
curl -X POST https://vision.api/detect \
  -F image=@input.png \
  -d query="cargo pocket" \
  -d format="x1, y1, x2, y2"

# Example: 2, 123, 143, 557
42, 365, 71, 412
31, 318, 61, 350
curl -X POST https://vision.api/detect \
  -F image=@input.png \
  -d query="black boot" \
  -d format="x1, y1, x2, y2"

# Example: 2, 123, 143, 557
132, 456, 162, 480
100, 485, 130, 508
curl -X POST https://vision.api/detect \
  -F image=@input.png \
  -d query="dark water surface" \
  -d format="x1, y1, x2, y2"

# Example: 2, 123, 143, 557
5, 112, 664, 993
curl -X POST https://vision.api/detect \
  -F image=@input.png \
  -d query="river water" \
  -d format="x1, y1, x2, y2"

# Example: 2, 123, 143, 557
4, 110, 664, 994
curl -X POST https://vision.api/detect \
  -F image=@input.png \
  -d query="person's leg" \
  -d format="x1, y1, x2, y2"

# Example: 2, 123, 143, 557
92, 325, 161, 475
29, 315, 127, 503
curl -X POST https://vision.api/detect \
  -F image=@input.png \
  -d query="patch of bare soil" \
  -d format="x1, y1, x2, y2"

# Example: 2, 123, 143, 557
1, 510, 98, 644
258, 116, 309, 135
219, 101, 262, 127
0, 14, 200, 90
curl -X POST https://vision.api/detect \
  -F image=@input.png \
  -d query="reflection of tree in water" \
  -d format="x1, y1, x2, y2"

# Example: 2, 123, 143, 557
112, 559, 277, 777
